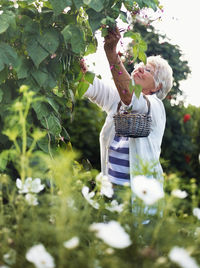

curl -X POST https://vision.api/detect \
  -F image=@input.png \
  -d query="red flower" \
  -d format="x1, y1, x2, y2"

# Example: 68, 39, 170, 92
183, 114, 191, 123
185, 154, 191, 163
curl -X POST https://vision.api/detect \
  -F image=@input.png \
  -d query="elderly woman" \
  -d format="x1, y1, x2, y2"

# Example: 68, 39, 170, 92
83, 27, 173, 190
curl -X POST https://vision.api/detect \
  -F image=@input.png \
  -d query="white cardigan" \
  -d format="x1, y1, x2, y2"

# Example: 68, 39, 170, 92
84, 77, 166, 186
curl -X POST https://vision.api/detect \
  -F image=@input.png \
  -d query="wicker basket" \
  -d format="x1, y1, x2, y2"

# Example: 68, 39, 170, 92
113, 95, 152, 138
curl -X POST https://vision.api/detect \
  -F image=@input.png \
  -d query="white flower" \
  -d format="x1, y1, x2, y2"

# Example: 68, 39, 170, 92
25, 193, 38, 206
131, 175, 164, 205
171, 189, 188, 199
106, 200, 124, 213
96, 173, 114, 198
169, 246, 199, 268
193, 208, 200, 220
30, 178, 45, 193
26, 244, 55, 268
16, 177, 45, 194
81, 186, 99, 209
63, 7, 71, 14
105, 248, 115, 255
3, 248, 16, 265
194, 227, 200, 237
16, 177, 32, 194
89, 221, 132, 249
63, 237, 79, 249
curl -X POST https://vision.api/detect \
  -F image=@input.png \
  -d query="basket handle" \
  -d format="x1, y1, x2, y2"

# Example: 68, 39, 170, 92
117, 94, 151, 115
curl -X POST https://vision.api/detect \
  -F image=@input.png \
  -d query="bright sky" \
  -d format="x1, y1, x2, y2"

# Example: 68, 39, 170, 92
153, 0, 200, 107
86, 0, 199, 107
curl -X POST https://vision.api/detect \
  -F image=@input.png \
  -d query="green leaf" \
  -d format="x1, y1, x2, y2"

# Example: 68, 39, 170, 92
0, 68, 8, 84
73, 0, 83, 9
136, 0, 158, 11
0, 11, 15, 34
61, 24, 86, 54
84, 71, 95, 84
0, 61, 4, 72
85, 42, 97, 56
138, 50, 147, 64
132, 45, 139, 61
119, 11, 128, 23
0, 42, 18, 71
139, 39, 147, 51
27, 39, 49, 68
0, 88, 4, 103
31, 69, 49, 87
23, 20, 40, 36
84, 0, 104, 12
134, 84, 142, 99
37, 137, 49, 153
0, 150, 9, 171
15, 57, 29, 79
32, 102, 50, 121
104, 16, 116, 28
124, 31, 140, 40
77, 81, 89, 98
0, 14, 9, 34
87, 9, 105, 32
46, 97, 59, 114
49, 0, 72, 15
37, 30, 60, 54
46, 114, 62, 136
101, 28, 108, 37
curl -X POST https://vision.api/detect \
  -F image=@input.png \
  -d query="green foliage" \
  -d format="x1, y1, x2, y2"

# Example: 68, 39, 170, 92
64, 99, 106, 170
161, 100, 197, 179
124, 30, 147, 63
0, 0, 160, 174
0, 88, 200, 267
1, 151, 200, 267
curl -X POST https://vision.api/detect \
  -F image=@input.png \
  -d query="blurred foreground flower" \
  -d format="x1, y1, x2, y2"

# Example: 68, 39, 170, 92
193, 208, 200, 220
26, 244, 55, 268
16, 177, 45, 194
131, 176, 164, 205
25, 193, 39, 206
96, 173, 114, 198
63, 236, 79, 249
106, 200, 124, 213
171, 189, 188, 199
89, 221, 132, 249
81, 186, 99, 209
169, 246, 199, 268
3, 248, 16, 266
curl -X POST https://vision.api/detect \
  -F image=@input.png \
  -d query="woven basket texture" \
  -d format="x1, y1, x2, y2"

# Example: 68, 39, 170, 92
113, 112, 152, 138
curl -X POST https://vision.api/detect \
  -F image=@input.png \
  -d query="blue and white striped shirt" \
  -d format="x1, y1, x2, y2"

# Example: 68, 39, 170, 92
108, 135, 130, 186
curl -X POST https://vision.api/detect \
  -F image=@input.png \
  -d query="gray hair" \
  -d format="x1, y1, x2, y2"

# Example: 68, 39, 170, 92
133, 55, 173, 100
147, 55, 173, 100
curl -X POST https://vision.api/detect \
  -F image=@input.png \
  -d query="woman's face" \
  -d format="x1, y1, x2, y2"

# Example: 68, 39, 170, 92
132, 63, 157, 95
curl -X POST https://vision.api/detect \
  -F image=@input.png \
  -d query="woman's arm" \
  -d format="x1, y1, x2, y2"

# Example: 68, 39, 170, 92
104, 27, 133, 105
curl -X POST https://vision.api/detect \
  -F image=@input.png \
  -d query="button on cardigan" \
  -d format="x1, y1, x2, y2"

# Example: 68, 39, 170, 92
84, 77, 166, 189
